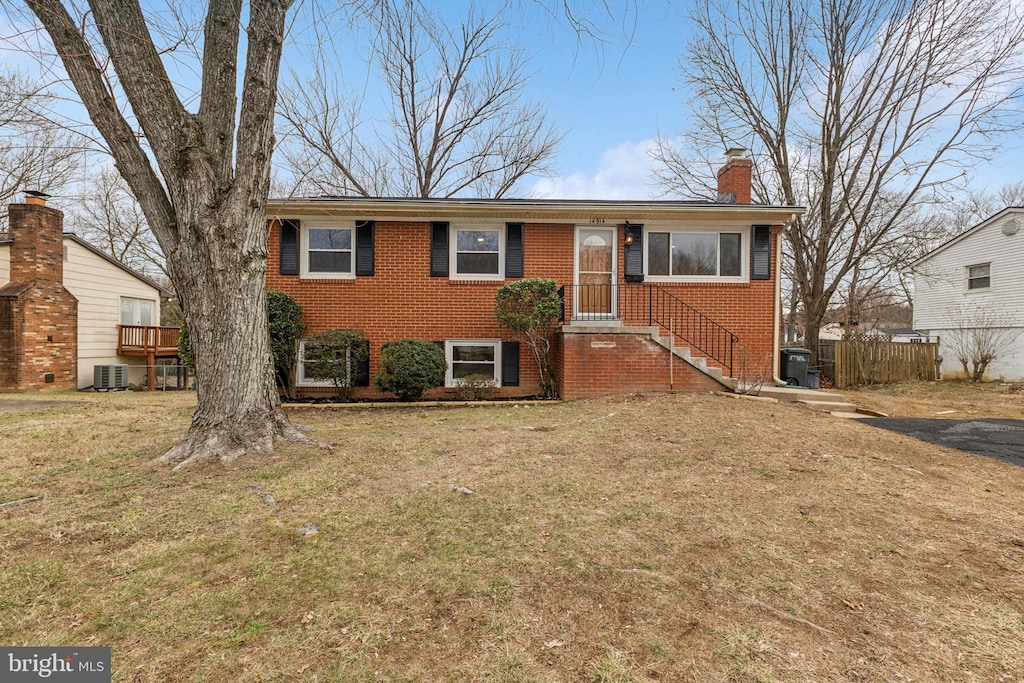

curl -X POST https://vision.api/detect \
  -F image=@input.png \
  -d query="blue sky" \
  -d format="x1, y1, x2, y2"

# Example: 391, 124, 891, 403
4, 1, 1021, 201
278, 1, 699, 200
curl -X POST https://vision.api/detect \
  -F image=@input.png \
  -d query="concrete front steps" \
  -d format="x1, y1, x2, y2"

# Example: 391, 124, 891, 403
752, 385, 885, 418
646, 327, 738, 390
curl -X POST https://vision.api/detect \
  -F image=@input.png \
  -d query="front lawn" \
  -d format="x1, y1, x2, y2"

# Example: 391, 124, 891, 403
844, 380, 1024, 418
2, 391, 1023, 681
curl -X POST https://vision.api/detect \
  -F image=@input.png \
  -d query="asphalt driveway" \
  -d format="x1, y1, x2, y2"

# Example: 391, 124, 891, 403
860, 418, 1024, 467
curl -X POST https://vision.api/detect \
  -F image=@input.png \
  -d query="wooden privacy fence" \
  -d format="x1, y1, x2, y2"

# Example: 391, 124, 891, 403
818, 338, 940, 388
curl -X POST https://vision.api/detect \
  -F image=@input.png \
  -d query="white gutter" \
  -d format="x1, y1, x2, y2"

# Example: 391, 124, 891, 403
773, 214, 799, 387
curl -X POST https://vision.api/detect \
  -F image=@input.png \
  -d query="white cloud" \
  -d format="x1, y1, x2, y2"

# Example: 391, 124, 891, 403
529, 139, 662, 200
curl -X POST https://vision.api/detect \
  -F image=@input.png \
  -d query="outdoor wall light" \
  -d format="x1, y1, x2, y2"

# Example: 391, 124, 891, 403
623, 222, 634, 246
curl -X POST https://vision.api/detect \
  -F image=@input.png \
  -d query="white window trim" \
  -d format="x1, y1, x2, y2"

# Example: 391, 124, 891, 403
965, 262, 992, 293
300, 223, 355, 280
643, 224, 749, 283
445, 339, 501, 387
119, 297, 156, 326
449, 224, 505, 281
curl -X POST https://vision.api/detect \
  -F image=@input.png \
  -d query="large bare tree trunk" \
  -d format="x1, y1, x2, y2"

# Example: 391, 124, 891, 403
26, 0, 308, 468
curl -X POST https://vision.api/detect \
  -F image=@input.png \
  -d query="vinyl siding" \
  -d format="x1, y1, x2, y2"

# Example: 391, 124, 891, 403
64, 241, 162, 387
912, 211, 1024, 380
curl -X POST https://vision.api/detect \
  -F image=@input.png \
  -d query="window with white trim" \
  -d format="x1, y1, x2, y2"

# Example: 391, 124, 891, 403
296, 340, 331, 386
646, 229, 744, 279
445, 339, 501, 386
966, 263, 991, 290
120, 297, 155, 326
451, 226, 504, 279
301, 225, 354, 278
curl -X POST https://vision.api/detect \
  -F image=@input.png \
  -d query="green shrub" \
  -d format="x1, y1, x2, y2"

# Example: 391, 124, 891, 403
375, 339, 446, 401
495, 278, 561, 398
267, 291, 306, 398
302, 329, 369, 399
177, 324, 194, 372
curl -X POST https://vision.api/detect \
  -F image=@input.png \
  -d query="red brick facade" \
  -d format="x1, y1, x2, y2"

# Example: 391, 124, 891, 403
0, 202, 79, 391
265, 216, 781, 400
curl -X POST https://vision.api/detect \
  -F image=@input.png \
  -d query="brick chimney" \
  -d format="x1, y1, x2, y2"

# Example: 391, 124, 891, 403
0, 191, 78, 391
8, 191, 65, 286
716, 147, 752, 204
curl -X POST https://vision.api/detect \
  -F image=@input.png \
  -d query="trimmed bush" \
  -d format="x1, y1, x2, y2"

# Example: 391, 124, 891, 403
302, 329, 369, 399
375, 339, 447, 401
267, 291, 306, 398
495, 278, 561, 398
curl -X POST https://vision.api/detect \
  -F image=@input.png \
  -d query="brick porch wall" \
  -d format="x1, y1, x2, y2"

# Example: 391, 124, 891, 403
559, 331, 721, 399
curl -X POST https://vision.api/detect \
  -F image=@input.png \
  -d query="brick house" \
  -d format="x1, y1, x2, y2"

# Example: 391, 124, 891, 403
266, 151, 802, 399
0, 193, 175, 391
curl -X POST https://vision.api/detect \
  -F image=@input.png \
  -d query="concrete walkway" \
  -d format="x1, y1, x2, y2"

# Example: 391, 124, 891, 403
747, 385, 881, 418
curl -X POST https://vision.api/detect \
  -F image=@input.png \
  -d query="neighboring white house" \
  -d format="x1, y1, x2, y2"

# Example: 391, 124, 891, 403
0, 231, 168, 388
906, 207, 1024, 381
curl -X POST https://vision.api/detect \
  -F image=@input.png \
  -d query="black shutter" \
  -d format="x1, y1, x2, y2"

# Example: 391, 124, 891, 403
430, 222, 449, 277
353, 340, 370, 386
279, 219, 299, 275
502, 341, 520, 386
505, 223, 524, 278
624, 223, 644, 282
355, 220, 375, 276
751, 225, 771, 280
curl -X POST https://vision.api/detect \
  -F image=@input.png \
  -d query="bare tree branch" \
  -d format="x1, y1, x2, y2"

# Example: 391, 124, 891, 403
278, 0, 563, 199
653, 0, 1024, 361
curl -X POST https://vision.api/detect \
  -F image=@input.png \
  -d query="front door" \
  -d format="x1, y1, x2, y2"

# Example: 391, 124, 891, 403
575, 227, 616, 319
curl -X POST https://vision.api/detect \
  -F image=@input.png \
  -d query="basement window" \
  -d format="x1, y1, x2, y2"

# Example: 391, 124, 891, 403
445, 340, 500, 387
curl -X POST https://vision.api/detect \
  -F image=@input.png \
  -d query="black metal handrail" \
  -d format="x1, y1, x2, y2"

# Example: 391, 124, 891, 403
563, 283, 738, 375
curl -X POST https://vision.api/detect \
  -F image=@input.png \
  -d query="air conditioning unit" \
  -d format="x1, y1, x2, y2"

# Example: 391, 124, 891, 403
94, 364, 129, 391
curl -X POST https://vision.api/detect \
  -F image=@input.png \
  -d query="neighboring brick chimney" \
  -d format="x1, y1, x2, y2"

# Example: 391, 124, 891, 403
716, 147, 753, 204
0, 191, 78, 391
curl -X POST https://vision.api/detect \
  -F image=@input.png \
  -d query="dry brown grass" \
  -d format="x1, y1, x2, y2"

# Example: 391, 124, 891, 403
844, 380, 1024, 418
2, 389, 1023, 682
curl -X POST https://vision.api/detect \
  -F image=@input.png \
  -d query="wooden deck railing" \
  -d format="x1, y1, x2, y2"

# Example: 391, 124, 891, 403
117, 325, 180, 356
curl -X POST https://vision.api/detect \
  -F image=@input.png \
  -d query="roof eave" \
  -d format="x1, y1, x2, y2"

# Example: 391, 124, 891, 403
264, 197, 804, 222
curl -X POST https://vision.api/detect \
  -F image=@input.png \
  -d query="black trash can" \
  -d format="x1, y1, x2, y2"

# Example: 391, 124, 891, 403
780, 347, 811, 387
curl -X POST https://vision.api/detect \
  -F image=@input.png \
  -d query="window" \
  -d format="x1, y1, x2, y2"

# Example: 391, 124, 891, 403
646, 229, 743, 279
120, 297, 154, 326
445, 340, 501, 386
301, 225, 353, 278
451, 226, 504, 279
296, 340, 331, 387
966, 263, 991, 290
296, 339, 369, 387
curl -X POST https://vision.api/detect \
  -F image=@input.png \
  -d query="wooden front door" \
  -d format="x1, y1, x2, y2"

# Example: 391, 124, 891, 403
575, 227, 616, 319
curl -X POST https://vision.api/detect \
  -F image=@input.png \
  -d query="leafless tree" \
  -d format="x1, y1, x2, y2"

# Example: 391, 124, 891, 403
14, 0, 308, 468
0, 69, 82, 228
946, 304, 1021, 381
653, 0, 1024, 362
7, 0, 622, 469
278, 0, 562, 198
72, 167, 167, 278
